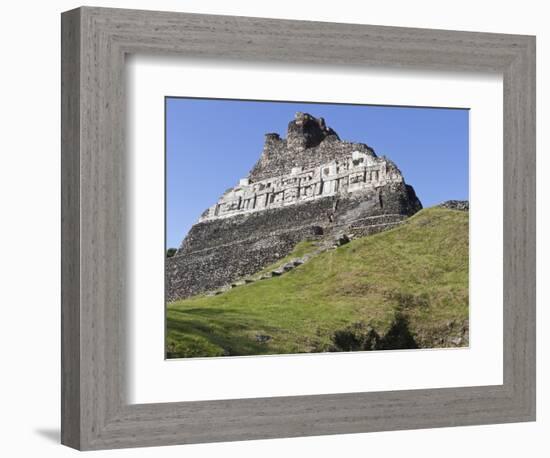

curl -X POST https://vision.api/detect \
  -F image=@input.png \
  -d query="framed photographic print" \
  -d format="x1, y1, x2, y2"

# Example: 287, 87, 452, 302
164, 98, 468, 359
61, 6, 536, 450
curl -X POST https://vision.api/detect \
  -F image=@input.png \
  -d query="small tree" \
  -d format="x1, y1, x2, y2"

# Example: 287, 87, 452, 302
166, 248, 177, 258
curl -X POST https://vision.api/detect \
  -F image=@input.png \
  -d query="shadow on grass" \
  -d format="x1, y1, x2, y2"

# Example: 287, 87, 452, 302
167, 307, 280, 358
329, 313, 418, 352
378, 313, 418, 350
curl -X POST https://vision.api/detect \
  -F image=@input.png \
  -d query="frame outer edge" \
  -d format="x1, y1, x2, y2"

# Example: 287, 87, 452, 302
61, 7, 82, 450
502, 35, 536, 420
61, 6, 537, 450
521, 35, 536, 420
528, 36, 536, 421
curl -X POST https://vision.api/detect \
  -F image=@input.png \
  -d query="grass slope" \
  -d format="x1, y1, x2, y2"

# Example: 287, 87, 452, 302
167, 207, 469, 358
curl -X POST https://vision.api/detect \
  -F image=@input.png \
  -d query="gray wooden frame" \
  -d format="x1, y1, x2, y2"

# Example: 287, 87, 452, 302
61, 6, 536, 451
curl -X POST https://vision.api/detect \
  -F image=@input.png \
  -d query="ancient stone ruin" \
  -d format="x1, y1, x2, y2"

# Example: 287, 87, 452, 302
438, 200, 469, 211
167, 112, 422, 301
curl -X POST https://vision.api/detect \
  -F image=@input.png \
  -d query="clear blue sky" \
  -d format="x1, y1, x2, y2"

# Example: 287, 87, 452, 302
166, 98, 469, 249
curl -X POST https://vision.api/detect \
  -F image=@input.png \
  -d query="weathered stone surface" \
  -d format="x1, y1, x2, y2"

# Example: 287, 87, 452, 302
249, 112, 369, 182
167, 113, 422, 301
334, 233, 351, 247
281, 262, 293, 271
438, 200, 469, 211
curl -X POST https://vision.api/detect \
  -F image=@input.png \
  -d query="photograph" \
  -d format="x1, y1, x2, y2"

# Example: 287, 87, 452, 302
165, 98, 470, 359
2, 1, 540, 455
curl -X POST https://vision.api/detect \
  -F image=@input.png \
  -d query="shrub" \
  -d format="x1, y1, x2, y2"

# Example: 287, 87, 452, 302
330, 321, 380, 351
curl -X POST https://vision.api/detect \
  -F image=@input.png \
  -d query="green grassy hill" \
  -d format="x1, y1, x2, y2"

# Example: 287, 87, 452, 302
166, 207, 469, 358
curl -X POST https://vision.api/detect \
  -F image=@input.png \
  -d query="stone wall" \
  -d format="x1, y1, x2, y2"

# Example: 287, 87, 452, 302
167, 225, 321, 301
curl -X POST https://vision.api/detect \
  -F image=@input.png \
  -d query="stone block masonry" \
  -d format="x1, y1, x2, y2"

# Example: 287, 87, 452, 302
438, 200, 469, 211
167, 112, 422, 301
